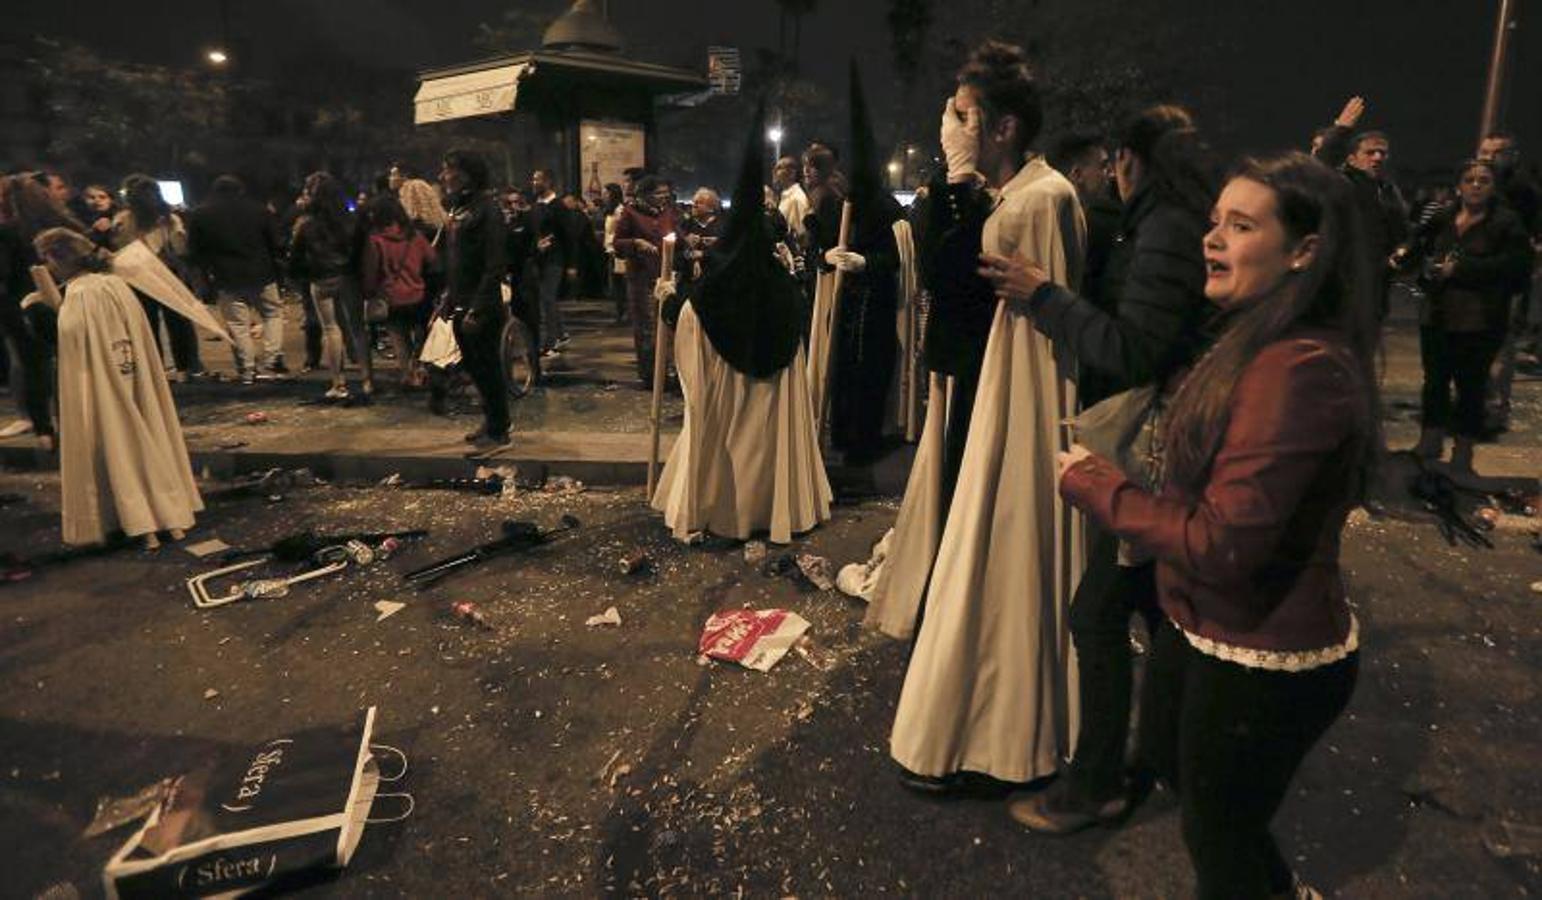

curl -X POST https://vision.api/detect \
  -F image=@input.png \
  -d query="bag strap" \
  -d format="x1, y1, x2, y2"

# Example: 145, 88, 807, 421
370, 743, 408, 783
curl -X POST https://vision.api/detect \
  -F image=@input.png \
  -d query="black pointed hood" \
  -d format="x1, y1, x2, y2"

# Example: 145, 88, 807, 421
847, 60, 900, 239
690, 99, 804, 378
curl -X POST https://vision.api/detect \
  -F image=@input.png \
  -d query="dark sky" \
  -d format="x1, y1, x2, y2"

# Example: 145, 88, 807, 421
15, 0, 1541, 175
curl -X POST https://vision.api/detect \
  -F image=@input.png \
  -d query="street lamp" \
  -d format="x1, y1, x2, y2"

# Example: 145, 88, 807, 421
887, 160, 901, 188
206, 48, 229, 65
767, 125, 784, 162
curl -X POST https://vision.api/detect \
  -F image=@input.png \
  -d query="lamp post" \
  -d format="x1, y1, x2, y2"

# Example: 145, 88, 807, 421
767, 124, 784, 165
1478, 0, 1520, 144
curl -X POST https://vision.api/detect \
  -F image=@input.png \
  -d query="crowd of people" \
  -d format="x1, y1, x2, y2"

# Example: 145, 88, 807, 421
1, 31, 1539, 898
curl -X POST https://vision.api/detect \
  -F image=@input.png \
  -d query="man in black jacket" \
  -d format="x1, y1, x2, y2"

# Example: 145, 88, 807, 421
187, 175, 285, 383
440, 149, 512, 456
1313, 97, 1407, 319
527, 169, 569, 356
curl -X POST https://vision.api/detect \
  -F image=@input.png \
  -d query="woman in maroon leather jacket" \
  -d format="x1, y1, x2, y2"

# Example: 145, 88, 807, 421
1058, 152, 1379, 900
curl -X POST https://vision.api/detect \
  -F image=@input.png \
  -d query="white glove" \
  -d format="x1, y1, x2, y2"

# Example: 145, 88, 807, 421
824, 248, 867, 273
774, 243, 797, 274
652, 278, 677, 304
940, 97, 981, 184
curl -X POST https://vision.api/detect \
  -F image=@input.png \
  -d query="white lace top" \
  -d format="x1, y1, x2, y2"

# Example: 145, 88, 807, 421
1179, 613, 1359, 672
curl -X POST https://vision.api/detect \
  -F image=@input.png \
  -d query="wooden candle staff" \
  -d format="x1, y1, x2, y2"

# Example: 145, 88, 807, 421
646, 233, 677, 501
813, 200, 853, 438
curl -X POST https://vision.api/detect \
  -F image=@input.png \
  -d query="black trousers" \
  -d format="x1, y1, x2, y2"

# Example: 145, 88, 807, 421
1138, 622, 1357, 899
0, 305, 54, 436
1420, 326, 1503, 439
830, 293, 898, 464
452, 306, 510, 437
1064, 528, 1161, 801
135, 292, 202, 373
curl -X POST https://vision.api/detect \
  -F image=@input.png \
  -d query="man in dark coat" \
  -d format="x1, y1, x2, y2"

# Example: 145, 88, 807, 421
1314, 98, 1406, 319
187, 175, 285, 381
440, 149, 511, 456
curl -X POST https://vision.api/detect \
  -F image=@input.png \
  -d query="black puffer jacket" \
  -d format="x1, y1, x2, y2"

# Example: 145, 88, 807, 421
1024, 182, 1211, 407
443, 189, 508, 317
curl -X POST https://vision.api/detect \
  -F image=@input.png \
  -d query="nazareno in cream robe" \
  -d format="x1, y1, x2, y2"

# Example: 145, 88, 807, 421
889, 157, 1088, 783
57, 272, 202, 545
652, 303, 832, 544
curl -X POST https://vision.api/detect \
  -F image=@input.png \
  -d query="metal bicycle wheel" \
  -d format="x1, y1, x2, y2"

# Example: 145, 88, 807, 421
500, 315, 536, 399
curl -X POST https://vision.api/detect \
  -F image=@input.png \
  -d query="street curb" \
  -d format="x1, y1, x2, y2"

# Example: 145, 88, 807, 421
0, 443, 916, 494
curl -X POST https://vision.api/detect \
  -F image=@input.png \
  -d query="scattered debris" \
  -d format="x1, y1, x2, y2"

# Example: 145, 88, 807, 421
1530, 580, 1542, 595
380, 473, 403, 487
837, 529, 891, 600
202, 688, 220, 700
1484, 819, 1542, 859
244, 411, 269, 425
585, 606, 623, 627
795, 554, 836, 591
216, 440, 248, 450
183, 538, 231, 559
742, 541, 767, 565
374, 600, 407, 622
618, 549, 653, 575
405, 516, 579, 588
451, 600, 493, 630
84, 779, 175, 838
544, 475, 586, 495
595, 749, 623, 783
698, 608, 812, 671
794, 634, 839, 671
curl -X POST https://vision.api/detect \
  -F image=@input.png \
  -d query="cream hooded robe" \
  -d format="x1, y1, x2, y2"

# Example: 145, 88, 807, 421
888, 157, 1088, 782
57, 272, 202, 545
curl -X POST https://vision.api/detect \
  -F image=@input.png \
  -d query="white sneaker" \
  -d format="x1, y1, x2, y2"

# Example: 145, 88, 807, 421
0, 420, 33, 438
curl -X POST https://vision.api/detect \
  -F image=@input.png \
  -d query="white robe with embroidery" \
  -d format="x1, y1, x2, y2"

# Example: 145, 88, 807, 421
653, 304, 832, 544
57, 273, 202, 545
889, 158, 1088, 782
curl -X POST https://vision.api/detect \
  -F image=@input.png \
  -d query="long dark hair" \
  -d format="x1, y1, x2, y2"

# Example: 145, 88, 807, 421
1116, 104, 1216, 219
0, 174, 85, 241
122, 174, 170, 233
363, 194, 410, 233
1162, 152, 1381, 493
302, 172, 351, 242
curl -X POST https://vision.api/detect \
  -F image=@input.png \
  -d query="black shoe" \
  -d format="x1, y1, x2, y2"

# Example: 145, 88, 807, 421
464, 431, 511, 458
1007, 776, 1130, 835
268, 359, 290, 375
897, 767, 961, 795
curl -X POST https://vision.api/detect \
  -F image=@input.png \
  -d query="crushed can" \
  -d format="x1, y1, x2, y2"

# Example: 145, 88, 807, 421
618, 549, 653, 575
451, 600, 493, 630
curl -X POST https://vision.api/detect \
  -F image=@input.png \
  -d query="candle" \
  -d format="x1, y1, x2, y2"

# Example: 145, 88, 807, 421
660, 233, 677, 283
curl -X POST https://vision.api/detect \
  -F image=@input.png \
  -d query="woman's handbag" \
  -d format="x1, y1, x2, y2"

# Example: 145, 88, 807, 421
1070, 384, 1164, 489
1071, 385, 1165, 566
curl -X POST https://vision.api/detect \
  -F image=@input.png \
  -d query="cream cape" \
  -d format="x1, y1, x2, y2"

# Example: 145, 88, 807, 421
57, 273, 203, 545
652, 304, 832, 544
889, 158, 1088, 782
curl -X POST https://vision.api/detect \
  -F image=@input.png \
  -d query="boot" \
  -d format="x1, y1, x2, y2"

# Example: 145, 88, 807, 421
1449, 437, 1475, 474
1414, 427, 1445, 461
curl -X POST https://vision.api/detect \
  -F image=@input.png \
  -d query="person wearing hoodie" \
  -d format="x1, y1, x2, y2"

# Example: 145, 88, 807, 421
360, 195, 437, 389
187, 175, 286, 383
